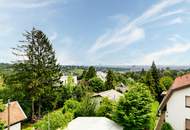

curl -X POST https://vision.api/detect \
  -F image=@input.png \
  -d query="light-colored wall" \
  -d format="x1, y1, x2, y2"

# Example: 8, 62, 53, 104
5, 123, 21, 130
166, 87, 190, 130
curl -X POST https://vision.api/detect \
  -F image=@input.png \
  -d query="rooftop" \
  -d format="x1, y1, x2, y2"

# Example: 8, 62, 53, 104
0, 101, 27, 126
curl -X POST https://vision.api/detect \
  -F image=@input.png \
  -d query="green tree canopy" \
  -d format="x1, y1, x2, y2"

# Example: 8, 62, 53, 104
159, 76, 173, 90
112, 83, 153, 130
7, 28, 62, 119
105, 70, 115, 90
89, 77, 104, 92
85, 66, 96, 80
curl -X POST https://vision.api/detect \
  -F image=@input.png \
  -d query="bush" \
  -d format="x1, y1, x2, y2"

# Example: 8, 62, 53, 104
149, 101, 159, 130
75, 96, 97, 117
0, 120, 4, 130
62, 99, 80, 114
34, 110, 73, 130
96, 97, 115, 118
161, 122, 173, 130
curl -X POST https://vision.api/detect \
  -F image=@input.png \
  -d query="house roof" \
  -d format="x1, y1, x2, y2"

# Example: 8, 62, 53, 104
93, 89, 123, 101
0, 101, 27, 126
66, 117, 123, 130
159, 73, 190, 111
116, 83, 128, 93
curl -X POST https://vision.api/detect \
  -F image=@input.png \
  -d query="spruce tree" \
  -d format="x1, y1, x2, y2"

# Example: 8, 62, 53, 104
105, 70, 115, 90
150, 61, 162, 101
85, 66, 96, 80
11, 28, 62, 119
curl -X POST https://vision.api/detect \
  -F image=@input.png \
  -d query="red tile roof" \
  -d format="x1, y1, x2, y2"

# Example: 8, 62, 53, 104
0, 101, 27, 126
159, 73, 190, 111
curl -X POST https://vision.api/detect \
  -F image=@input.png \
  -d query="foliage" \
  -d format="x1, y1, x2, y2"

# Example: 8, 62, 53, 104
159, 76, 173, 90
6, 28, 62, 119
67, 75, 75, 86
85, 66, 96, 80
75, 96, 97, 117
62, 99, 80, 114
112, 83, 153, 130
161, 122, 173, 130
34, 110, 73, 130
150, 61, 162, 101
96, 97, 115, 119
105, 70, 115, 90
0, 120, 4, 130
89, 77, 104, 92
0, 99, 5, 112
149, 101, 159, 130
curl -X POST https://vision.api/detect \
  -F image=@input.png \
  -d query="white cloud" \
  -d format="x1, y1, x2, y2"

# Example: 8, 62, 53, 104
164, 17, 183, 25
143, 44, 190, 64
0, 0, 63, 8
89, 0, 186, 54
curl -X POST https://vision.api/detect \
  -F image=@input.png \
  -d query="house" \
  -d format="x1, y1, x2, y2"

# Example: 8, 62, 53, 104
65, 117, 123, 130
60, 75, 78, 85
0, 101, 27, 130
93, 89, 123, 101
96, 71, 107, 82
157, 73, 190, 130
115, 83, 128, 93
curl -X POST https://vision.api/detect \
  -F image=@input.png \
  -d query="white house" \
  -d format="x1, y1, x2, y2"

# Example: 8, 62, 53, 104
157, 73, 190, 130
96, 71, 107, 82
0, 101, 27, 130
65, 117, 123, 130
60, 76, 78, 85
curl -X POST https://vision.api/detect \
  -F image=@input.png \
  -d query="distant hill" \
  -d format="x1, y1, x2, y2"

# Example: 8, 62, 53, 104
1, 63, 190, 73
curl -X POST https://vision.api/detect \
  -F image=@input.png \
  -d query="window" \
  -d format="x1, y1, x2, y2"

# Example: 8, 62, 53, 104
186, 119, 190, 130
186, 96, 190, 108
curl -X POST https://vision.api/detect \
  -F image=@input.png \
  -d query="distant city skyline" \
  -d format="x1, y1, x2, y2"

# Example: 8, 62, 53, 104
0, 0, 190, 65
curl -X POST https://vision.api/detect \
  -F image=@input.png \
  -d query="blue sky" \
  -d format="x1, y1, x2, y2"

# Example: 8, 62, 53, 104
0, 0, 190, 65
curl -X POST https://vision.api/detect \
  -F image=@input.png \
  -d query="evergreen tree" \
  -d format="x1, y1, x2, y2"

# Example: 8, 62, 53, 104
105, 70, 115, 90
9, 28, 62, 119
145, 71, 156, 97
85, 66, 96, 80
150, 61, 162, 101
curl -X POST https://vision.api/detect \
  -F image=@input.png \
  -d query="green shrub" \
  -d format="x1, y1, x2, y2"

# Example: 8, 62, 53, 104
0, 120, 4, 130
96, 97, 115, 118
161, 122, 173, 130
149, 101, 159, 130
75, 96, 97, 117
34, 110, 73, 130
62, 99, 80, 113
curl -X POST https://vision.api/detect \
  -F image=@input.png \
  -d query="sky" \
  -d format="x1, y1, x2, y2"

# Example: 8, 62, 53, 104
0, 0, 190, 65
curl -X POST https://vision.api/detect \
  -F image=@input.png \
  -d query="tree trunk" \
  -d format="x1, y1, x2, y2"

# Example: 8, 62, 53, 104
38, 98, 41, 118
32, 99, 35, 122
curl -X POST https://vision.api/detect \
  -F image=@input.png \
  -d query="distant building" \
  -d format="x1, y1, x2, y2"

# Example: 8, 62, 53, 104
96, 71, 107, 82
66, 117, 123, 130
93, 89, 123, 101
60, 76, 78, 85
0, 101, 27, 130
156, 73, 190, 130
115, 83, 128, 93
